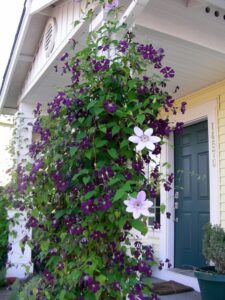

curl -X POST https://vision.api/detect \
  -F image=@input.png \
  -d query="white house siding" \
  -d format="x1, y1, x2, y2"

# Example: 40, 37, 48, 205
21, 0, 83, 97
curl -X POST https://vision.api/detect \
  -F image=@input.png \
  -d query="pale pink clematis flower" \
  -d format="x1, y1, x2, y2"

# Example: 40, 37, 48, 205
124, 191, 153, 219
128, 126, 161, 152
104, 0, 119, 11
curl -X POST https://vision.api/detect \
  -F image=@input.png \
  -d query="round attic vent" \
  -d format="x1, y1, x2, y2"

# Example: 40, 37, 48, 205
44, 17, 57, 57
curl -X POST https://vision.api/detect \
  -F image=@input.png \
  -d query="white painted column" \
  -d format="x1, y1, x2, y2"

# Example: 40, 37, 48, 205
7, 103, 34, 279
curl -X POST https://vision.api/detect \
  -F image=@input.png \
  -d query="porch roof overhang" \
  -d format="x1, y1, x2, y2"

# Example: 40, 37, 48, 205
2, 0, 225, 114
0, 0, 59, 114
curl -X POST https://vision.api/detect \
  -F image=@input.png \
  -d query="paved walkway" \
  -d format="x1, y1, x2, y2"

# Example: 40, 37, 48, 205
0, 285, 201, 300
0, 287, 11, 300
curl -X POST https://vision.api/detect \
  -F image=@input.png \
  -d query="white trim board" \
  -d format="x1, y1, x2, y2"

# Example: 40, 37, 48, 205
155, 99, 220, 291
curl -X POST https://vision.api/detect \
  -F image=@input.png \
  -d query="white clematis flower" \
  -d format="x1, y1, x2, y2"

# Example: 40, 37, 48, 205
124, 191, 154, 219
128, 126, 161, 152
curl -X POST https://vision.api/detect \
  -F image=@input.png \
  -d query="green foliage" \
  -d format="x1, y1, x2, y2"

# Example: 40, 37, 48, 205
0, 187, 8, 272
203, 224, 225, 274
8, 280, 21, 300
19, 276, 42, 300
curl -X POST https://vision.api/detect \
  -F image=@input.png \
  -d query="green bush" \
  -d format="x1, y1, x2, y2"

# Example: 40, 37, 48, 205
0, 187, 8, 274
203, 223, 225, 274
18, 276, 42, 300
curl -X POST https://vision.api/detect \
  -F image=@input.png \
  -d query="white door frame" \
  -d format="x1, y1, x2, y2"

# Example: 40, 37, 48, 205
159, 99, 220, 270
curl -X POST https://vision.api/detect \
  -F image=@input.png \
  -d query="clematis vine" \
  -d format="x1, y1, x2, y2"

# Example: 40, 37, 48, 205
124, 191, 154, 219
129, 126, 161, 151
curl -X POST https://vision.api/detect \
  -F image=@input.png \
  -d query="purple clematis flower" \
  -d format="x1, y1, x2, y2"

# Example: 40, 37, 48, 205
103, 100, 117, 113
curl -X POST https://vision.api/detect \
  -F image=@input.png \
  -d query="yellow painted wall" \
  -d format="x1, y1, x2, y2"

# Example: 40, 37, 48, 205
176, 79, 225, 229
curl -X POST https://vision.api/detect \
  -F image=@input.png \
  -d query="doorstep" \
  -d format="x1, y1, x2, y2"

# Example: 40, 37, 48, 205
153, 268, 200, 292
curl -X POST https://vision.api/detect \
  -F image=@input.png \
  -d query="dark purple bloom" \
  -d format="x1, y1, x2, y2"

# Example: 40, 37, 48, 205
144, 245, 154, 261
60, 52, 69, 61
81, 198, 96, 215
160, 66, 175, 78
153, 221, 161, 230
137, 43, 164, 68
174, 122, 184, 134
43, 269, 54, 285
33, 102, 42, 116
123, 221, 132, 231
105, 128, 113, 141
57, 261, 64, 270
69, 225, 84, 235
123, 170, 132, 180
92, 59, 110, 72
132, 159, 144, 174
52, 219, 59, 229
49, 248, 57, 256
112, 281, 121, 291
137, 85, 148, 95
166, 212, 171, 219
32, 159, 44, 173
117, 40, 129, 53
164, 182, 172, 192
103, 100, 117, 113
79, 137, 91, 149
115, 155, 126, 165
95, 166, 114, 184
87, 277, 100, 293
97, 194, 112, 211
98, 44, 110, 51
55, 180, 69, 192
91, 231, 102, 240
26, 216, 38, 229
84, 183, 94, 194
180, 101, 187, 114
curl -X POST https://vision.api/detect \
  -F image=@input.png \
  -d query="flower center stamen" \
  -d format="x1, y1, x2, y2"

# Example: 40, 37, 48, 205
141, 134, 149, 142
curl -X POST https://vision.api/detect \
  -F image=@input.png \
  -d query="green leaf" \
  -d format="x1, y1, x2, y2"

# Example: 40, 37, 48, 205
69, 269, 82, 283
72, 169, 89, 181
99, 125, 107, 133
87, 100, 97, 109
55, 209, 68, 219
85, 149, 93, 160
84, 190, 96, 199
32, 208, 39, 218
118, 217, 127, 229
96, 274, 106, 284
70, 147, 77, 156
83, 176, 90, 185
128, 79, 137, 90
131, 219, 148, 235
95, 290, 102, 300
112, 126, 120, 136
108, 148, 118, 159
142, 277, 153, 289
120, 140, 128, 148
95, 139, 107, 148
113, 188, 125, 202
160, 203, 166, 213
59, 290, 67, 300
93, 107, 104, 116
137, 114, 145, 124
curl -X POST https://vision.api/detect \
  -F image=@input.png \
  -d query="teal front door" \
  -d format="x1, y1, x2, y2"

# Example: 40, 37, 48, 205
174, 121, 210, 268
